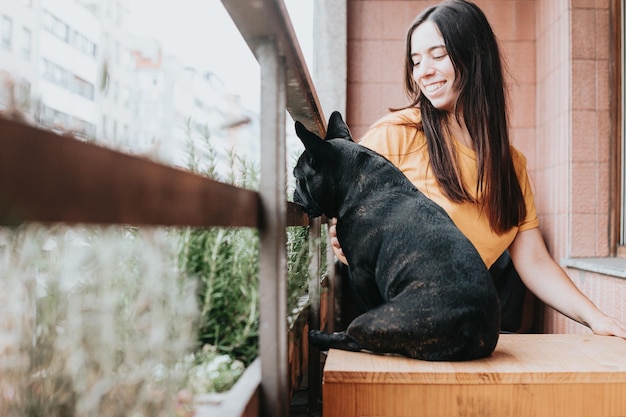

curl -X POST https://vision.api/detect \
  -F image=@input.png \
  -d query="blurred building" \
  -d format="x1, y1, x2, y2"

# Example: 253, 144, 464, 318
0, 0, 259, 172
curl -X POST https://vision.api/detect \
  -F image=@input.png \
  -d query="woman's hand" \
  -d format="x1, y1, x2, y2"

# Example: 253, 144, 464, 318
329, 218, 349, 265
587, 314, 626, 339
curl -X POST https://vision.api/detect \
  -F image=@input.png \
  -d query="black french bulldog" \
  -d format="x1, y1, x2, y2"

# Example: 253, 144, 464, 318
293, 111, 500, 361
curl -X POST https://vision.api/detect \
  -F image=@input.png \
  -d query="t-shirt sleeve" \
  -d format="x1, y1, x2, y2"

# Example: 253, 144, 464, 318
514, 150, 540, 231
358, 123, 404, 167
357, 108, 425, 165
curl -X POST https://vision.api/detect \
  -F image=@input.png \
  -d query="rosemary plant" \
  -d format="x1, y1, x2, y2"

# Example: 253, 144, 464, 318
179, 130, 321, 372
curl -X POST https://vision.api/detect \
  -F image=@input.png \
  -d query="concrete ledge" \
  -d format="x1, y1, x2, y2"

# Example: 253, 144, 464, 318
562, 257, 626, 279
323, 334, 626, 417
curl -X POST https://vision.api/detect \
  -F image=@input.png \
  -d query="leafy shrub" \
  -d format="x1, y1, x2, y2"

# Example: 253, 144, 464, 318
180, 226, 260, 365
179, 136, 322, 369
186, 345, 246, 394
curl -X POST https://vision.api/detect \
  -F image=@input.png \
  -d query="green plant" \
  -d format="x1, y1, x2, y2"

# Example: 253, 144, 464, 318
180, 226, 260, 365
179, 223, 317, 368
179, 129, 324, 376
186, 345, 246, 394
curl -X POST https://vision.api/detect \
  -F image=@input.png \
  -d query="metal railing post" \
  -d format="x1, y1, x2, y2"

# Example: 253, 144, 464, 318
307, 217, 321, 411
258, 37, 289, 417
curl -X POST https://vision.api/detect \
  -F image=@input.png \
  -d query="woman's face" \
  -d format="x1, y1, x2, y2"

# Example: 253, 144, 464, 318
410, 21, 459, 113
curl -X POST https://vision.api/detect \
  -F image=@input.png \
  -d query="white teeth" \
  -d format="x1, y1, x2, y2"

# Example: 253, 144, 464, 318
424, 81, 445, 93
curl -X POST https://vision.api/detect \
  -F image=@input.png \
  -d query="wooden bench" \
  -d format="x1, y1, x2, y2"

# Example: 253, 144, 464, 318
322, 334, 626, 417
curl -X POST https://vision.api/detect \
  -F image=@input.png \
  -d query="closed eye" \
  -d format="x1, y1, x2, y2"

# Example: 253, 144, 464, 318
412, 46, 447, 67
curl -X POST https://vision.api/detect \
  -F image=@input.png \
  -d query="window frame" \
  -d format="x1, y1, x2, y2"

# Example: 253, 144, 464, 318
615, 0, 625, 255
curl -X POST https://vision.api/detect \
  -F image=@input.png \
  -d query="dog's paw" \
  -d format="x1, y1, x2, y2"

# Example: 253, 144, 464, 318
309, 330, 362, 352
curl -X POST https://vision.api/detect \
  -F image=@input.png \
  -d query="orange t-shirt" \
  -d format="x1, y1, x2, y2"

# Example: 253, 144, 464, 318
358, 107, 539, 268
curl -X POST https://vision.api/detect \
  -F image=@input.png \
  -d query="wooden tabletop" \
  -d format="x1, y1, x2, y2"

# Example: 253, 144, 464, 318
323, 334, 626, 385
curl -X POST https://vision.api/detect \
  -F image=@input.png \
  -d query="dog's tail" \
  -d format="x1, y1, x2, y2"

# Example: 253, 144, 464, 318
309, 330, 363, 352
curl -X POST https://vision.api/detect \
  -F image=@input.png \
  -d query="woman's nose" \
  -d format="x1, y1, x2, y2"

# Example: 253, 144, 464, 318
416, 60, 435, 78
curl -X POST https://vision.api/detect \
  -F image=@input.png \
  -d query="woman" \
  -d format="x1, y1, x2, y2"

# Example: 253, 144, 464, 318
331, 0, 626, 338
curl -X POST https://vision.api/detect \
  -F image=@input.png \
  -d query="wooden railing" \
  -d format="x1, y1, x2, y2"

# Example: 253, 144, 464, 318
0, 1, 328, 416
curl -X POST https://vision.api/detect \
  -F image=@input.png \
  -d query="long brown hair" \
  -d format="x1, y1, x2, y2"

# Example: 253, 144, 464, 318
402, 0, 525, 234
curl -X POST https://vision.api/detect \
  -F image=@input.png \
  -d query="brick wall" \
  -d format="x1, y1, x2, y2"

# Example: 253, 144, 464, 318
539, 0, 626, 333
345, 0, 626, 333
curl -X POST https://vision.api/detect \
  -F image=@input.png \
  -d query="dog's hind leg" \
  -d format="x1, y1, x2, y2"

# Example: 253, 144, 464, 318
344, 292, 452, 359
346, 304, 422, 357
308, 330, 363, 352
346, 292, 498, 360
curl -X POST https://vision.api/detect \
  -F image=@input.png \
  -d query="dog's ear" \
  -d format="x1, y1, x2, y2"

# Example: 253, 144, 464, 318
295, 120, 331, 160
325, 111, 353, 142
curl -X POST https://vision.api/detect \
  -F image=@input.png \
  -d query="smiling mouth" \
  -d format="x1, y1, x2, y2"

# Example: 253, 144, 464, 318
423, 81, 446, 93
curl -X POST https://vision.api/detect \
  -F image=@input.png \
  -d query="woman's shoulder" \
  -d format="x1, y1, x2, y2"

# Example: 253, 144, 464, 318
358, 108, 426, 157
358, 108, 424, 144
369, 107, 423, 129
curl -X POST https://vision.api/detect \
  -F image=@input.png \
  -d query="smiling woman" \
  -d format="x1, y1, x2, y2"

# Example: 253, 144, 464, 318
410, 21, 457, 113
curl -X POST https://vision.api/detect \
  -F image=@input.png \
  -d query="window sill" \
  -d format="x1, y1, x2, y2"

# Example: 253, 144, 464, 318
561, 257, 626, 279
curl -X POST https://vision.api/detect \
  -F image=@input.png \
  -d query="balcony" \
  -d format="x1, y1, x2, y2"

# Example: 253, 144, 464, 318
2, 1, 626, 416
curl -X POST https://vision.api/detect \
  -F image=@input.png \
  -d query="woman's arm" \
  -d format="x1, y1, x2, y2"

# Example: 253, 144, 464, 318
509, 228, 626, 338
329, 218, 349, 265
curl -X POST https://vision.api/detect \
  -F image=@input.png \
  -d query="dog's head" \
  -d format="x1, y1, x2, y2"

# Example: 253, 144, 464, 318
292, 111, 354, 218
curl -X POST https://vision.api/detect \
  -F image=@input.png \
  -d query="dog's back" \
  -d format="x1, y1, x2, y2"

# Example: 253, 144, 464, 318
334, 142, 500, 360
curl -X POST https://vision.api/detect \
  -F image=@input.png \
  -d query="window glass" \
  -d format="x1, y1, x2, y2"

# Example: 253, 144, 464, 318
1, 15, 12, 50
21, 27, 31, 59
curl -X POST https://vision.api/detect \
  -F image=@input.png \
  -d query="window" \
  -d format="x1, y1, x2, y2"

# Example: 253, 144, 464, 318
16, 80, 30, 107
42, 10, 53, 31
1, 15, 12, 50
43, 10, 69, 42
41, 58, 95, 100
43, 10, 96, 57
40, 104, 96, 138
52, 16, 69, 42
21, 27, 31, 59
